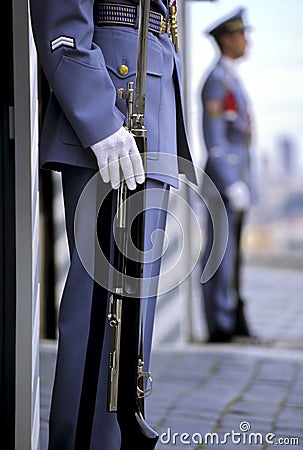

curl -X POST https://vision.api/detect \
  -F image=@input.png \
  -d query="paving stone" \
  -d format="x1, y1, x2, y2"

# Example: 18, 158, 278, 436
229, 399, 278, 416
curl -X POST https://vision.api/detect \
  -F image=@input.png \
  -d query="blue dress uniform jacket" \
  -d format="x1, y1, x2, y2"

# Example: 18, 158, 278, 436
201, 57, 252, 339
29, 0, 196, 187
29, 0, 196, 448
202, 57, 252, 196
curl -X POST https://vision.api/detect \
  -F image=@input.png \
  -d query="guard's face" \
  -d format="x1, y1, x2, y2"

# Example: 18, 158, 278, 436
221, 30, 248, 59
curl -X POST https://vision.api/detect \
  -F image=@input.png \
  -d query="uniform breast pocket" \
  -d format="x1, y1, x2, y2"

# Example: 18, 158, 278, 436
94, 27, 163, 156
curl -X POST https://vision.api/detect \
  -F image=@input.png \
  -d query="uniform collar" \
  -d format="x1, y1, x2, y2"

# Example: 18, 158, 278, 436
220, 56, 239, 76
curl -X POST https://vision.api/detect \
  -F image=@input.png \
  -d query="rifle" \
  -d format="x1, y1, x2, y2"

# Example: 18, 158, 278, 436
107, 1, 159, 448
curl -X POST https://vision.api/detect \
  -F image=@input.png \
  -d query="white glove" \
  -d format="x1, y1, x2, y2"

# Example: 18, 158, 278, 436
91, 126, 145, 190
225, 181, 251, 212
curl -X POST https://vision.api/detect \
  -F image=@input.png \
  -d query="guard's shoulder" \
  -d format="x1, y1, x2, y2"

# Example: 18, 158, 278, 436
204, 64, 226, 91
203, 64, 225, 98
211, 63, 225, 82
210, 64, 235, 95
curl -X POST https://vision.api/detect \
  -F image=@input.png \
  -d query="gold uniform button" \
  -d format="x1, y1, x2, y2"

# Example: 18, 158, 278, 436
118, 64, 129, 76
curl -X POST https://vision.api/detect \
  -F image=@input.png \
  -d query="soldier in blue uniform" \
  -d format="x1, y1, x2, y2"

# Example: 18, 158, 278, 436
201, 8, 254, 343
29, 0, 196, 448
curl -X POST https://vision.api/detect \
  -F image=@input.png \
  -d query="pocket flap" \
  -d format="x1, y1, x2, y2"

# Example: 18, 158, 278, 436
94, 27, 163, 79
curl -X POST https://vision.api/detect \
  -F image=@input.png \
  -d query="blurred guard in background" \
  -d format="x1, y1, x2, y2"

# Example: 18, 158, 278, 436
201, 7, 255, 343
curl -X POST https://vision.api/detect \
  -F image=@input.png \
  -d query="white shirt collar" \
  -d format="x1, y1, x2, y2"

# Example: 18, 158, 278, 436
220, 56, 238, 77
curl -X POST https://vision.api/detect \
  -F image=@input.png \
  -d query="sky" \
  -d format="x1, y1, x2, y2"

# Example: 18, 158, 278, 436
182, 0, 303, 173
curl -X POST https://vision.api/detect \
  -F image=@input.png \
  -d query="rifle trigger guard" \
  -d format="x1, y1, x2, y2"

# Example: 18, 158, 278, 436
137, 371, 153, 399
137, 358, 153, 399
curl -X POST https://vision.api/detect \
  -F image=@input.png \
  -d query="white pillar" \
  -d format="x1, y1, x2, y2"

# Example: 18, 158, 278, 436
13, 0, 40, 448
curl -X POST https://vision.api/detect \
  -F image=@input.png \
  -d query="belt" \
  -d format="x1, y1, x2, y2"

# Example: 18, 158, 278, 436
94, 3, 171, 36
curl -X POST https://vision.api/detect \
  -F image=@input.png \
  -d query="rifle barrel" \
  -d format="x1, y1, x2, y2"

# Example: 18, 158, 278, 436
134, 0, 151, 118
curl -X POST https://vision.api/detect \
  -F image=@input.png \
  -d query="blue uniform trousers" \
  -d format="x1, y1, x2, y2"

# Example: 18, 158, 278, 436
201, 199, 249, 337
48, 165, 169, 450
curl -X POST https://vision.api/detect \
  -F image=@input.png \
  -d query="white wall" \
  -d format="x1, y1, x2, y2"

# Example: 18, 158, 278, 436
13, 1, 40, 448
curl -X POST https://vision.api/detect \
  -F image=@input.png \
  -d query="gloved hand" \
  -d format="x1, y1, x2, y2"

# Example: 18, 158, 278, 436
225, 181, 251, 212
91, 126, 145, 190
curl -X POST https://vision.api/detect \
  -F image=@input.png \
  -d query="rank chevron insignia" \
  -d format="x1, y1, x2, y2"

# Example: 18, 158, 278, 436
50, 35, 76, 52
